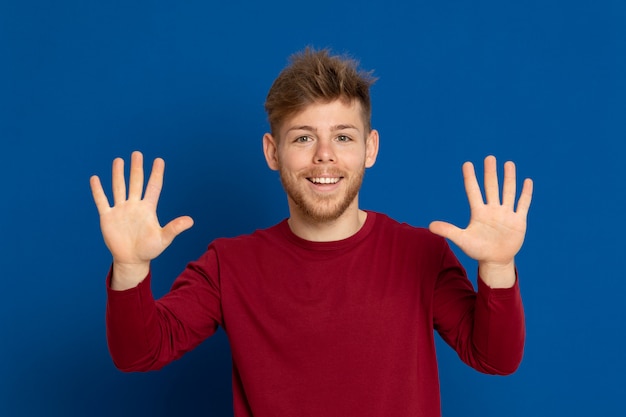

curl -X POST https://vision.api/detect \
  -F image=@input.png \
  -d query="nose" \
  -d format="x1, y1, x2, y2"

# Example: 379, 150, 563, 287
314, 139, 336, 163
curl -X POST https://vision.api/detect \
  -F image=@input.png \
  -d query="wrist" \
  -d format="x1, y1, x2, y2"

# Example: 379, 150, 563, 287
478, 260, 516, 289
111, 261, 150, 291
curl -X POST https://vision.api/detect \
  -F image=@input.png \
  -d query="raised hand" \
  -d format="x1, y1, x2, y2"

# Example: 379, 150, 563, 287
429, 155, 533, 288
90, 151, 194, 290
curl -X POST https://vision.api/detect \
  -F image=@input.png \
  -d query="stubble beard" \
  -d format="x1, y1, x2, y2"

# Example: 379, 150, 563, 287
279, 167, 365, 223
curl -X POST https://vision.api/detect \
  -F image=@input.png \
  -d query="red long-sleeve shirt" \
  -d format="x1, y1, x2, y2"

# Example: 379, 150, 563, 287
106, 211, 525, 417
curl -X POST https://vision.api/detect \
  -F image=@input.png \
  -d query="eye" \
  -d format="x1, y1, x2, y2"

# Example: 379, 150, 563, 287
294, 135, 311, 143
336, 135, 351, 142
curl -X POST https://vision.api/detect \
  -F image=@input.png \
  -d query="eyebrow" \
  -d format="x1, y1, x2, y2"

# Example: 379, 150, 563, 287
285, 124, 360, 133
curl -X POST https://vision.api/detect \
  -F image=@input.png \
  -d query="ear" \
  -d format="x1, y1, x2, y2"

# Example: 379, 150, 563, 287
365, 129, 379, 168
263, 133, 280, 171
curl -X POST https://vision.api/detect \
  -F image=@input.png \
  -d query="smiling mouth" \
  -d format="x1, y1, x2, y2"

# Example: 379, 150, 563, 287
308, 177, 341, 184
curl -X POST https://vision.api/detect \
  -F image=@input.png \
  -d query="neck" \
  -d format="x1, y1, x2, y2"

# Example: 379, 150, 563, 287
287, 203, 368, 242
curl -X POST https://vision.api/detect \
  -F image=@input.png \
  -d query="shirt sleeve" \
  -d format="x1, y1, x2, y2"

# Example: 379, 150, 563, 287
432, 242, 525, 375
105, 247, 223, 372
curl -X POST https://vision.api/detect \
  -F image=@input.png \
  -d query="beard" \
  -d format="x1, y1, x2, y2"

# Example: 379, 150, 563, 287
279, 166, 365, 223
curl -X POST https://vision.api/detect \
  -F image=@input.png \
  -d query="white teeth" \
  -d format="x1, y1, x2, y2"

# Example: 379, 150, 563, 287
310, 177, 340, 184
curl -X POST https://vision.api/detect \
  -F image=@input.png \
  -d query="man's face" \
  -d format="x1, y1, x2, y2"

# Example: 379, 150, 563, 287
263, 99, 379, 223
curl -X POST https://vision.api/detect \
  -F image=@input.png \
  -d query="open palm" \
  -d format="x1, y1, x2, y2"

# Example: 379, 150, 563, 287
429, 155, 533, 267
90, 151, 194, 267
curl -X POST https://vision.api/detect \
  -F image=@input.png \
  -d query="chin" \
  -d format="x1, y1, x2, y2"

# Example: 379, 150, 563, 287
292, 195, 357, 223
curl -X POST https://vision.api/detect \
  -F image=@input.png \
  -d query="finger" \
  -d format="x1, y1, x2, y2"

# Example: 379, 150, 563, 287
161, 216, 194, 246
89, 175, 111, 215
429, 220, 462, 242
501, 161, 517, 208
128, 151, 145, 200
483, 155, 500, 205
143, 157, 165, 206
111, 157, 126, 206
515, 178, 534, 216
462, 161, 484, 209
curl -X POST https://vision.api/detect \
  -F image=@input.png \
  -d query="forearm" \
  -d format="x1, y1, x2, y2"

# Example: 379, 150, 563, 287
470, 276, 525, 375
106, 271, 166, 371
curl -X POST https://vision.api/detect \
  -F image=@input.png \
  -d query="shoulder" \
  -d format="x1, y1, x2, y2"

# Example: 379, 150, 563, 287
370, 211, 444, 241
367, 211, 451, 259
209, 220, 288, 252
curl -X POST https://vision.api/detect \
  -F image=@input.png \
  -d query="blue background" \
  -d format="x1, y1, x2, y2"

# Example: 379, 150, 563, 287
2, 1, 625, 416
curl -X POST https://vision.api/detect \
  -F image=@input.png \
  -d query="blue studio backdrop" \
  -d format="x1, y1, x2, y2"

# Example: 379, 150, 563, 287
2, 1, 625, 416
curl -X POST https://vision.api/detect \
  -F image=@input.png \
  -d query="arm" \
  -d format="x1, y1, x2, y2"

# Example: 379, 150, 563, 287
105, 250, 223, 372
433, 245, 525, 375
91, 151, 201, 370
429, 155, 533, 373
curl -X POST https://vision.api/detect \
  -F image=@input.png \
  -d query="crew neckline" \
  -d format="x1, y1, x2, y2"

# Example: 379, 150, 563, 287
278, 211, 378, 251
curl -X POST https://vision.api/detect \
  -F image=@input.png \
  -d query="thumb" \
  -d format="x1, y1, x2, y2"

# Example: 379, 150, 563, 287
161, 215, 194, 246
429, 220, 461, 241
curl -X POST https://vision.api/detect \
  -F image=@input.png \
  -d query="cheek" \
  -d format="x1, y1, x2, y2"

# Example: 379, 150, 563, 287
278, 149, 311, 170
343, 151, 368, 168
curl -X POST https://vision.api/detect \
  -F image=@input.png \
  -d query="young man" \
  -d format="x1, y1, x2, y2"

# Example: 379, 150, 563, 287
90, 48, 533, 417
